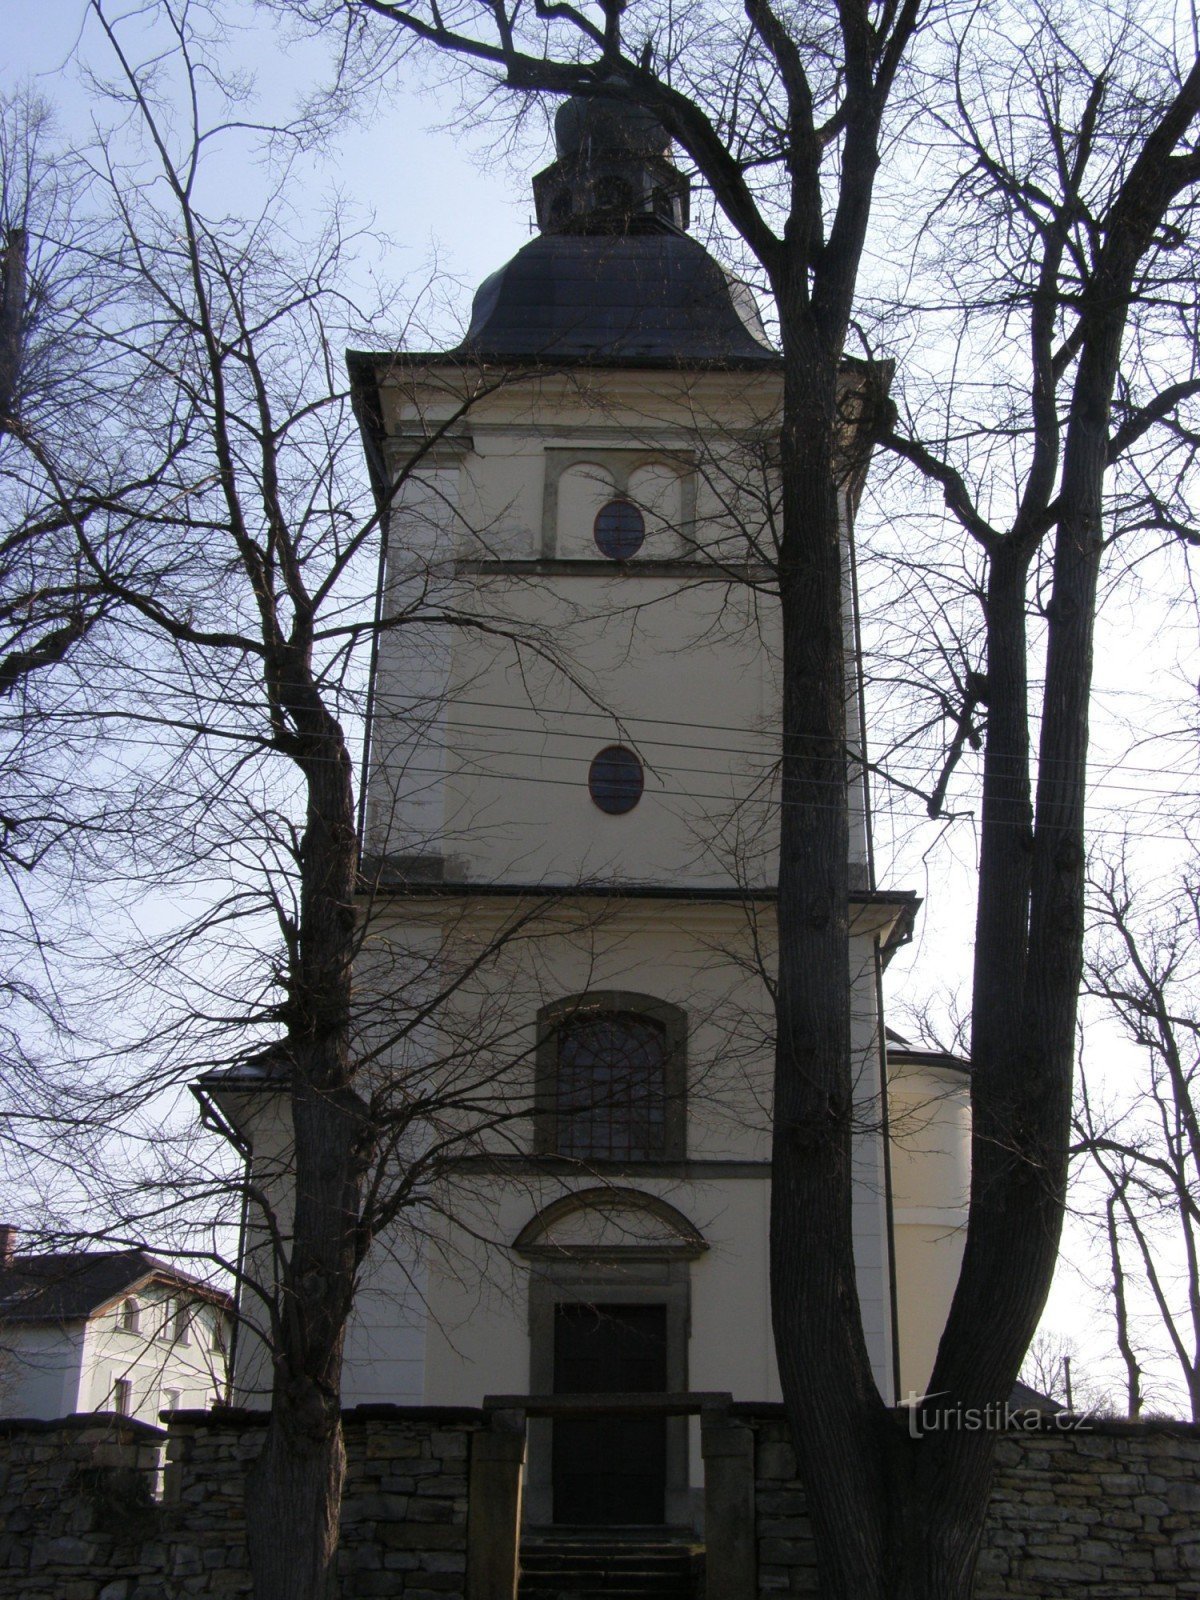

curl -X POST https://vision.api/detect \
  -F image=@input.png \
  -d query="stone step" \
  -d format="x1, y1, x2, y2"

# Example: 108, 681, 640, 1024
519, 1592, 694, 1600
520, 1550, 700, 1560
521, 1567, 695, 1579
519, 1583, 697, 1598
518, 1537, 702, 1600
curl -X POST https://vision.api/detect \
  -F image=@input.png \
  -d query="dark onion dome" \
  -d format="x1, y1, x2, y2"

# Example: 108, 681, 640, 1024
458, 231, 776, 364
449, 89, 778, 364
554, 96, 672, 161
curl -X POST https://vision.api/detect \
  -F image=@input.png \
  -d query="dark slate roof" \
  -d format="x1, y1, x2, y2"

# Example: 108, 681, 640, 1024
0, 1250, 231, 1324
555, 96, 671, 161
885, 1023, 971, 1075
1011, 1379, 1067, 1414
194, 1042, 293, 1092
457, 232, 778, 366
886, 1043, 971, 1076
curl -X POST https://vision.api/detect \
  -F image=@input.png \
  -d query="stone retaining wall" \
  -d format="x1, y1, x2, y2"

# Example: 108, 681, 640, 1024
3, 1405, 1200, 1597
0, 1406, 483, 1600
164, 1406, 481, 1599
0, 1414, 166, 1600
742, 1408, 1200, 1598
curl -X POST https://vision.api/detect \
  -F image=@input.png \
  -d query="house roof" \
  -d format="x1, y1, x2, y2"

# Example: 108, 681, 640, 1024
0, 1250, 232, 1325
1011, 1379, 1067, 1414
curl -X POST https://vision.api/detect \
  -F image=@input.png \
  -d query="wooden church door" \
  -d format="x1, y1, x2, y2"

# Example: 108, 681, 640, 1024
551, 1302, 668, 1525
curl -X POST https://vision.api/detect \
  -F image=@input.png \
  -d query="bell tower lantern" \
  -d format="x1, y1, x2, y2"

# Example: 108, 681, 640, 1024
532, 94, 690, 235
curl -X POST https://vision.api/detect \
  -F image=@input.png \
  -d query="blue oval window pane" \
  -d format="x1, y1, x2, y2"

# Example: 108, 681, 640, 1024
594, 499, 645, 560
588, 745, 644, 814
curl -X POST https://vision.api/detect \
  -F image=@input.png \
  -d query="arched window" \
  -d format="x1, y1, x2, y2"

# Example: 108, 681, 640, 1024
120, 1297, 140, 1335
536, 994, 687, 1162
558, 1012, 666, 1160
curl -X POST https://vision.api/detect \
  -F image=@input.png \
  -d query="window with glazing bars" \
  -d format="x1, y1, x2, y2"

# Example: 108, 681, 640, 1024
555, 1012, 668, 1160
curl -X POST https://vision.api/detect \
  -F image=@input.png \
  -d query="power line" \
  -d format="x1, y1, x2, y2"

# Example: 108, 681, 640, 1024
81, 716, 1200, 814
377, 708, 1200, 799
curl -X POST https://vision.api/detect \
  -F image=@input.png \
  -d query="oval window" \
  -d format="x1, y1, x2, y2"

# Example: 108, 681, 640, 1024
594, 500, 645, 560
588, 745, 644, 814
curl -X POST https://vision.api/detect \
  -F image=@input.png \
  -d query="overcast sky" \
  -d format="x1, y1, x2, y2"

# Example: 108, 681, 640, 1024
7, 0, 534, 335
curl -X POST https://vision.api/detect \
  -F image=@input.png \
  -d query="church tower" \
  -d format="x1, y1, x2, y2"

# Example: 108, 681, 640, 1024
232, 97, 970, 1530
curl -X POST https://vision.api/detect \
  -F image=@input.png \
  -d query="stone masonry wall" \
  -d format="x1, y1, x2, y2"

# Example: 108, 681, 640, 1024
0, 1414, 166, 1600
0, 1406, 482, 1600
3, 1405, 1200, 1597
743, 1407, 1200, 1599
165, 1406, 480, 1599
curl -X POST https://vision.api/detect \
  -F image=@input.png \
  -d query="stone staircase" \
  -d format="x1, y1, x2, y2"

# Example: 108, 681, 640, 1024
518, 1530, 704, 1600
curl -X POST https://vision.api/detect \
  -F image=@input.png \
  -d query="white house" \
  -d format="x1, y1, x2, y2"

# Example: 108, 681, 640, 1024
207, 97, 971, 1532
0, 1229, 232, 1425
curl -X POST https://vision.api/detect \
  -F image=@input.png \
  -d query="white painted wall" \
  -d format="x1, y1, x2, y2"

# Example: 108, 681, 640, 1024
0, 1285, 229, 1423
364, 364, 902, 1399
220, 1087, 430, 1409
364, 462, 461, 867
220, 359, 972, 1432
889, 1060, 972, 1396
0, 1323, 86, 1418
348, 901, 897, 1402
370, 369, 875, 888
78, 1287, 229, 1423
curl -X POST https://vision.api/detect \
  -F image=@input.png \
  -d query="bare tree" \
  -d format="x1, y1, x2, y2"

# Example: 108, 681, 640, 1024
0, 87, 124, 692
1076, 853, 1200, 1421
252, 1, 1200, 1595
2, 9, 645, 1599
1018, 1327, 1111, 1414
0, 86, 145, 1200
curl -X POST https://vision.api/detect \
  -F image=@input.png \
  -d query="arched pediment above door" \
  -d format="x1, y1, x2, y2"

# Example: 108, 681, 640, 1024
513, 1187, 708, 1262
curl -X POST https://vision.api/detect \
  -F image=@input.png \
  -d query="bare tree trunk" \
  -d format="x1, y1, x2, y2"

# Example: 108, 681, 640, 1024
0, 225, 25, 430
245, 696, 369, 1600
248, 1396, 346, 1600
891, 1448, 995, 1600
1107, 1191, 1143, 1418
770, 313, 892, 1597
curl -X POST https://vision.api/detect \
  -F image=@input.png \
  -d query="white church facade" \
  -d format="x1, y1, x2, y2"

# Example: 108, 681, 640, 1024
209, 98, 970, 1531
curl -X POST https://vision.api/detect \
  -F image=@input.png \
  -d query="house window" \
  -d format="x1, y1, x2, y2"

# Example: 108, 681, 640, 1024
537, 995, 687, 1163
588, 745, 644, 814
157, 1299, 173, 1342
120, 1297, 140, 1335
174, 1302, 191, 1346
162, 1388, 181, 1414
211, 1316, 226, 1354
112, 1377, 132, 1417
593, 499, 645, 560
